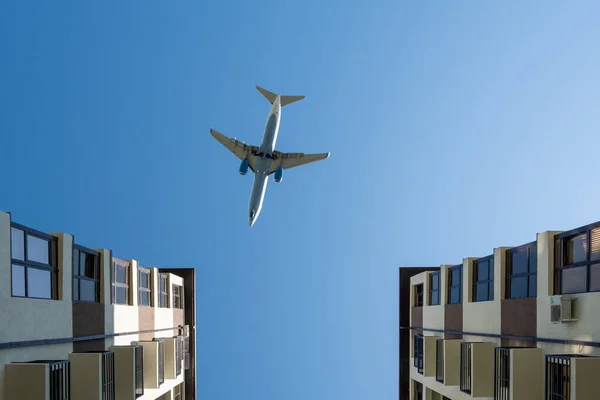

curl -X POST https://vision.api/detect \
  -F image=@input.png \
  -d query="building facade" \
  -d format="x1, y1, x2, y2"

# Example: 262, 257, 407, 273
399, 219, 600, 400
0, 211, 197, 400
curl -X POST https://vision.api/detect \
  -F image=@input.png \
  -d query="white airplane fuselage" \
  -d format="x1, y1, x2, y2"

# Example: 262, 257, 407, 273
248, 96, 282, 226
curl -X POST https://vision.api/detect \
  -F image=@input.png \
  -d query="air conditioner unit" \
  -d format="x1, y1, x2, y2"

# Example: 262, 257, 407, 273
550, 295, 577, 323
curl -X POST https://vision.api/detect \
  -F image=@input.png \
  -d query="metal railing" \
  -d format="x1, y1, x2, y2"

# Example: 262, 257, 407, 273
436, 339, 444, 383
460, 342, 472, 394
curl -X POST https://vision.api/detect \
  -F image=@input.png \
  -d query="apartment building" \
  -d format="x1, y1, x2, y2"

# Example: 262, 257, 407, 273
0, 211, 197, 400
399, 219, 600, 400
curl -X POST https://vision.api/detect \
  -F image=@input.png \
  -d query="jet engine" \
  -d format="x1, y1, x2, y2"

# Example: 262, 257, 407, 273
239, 159, 249, 175
274, 167, 283, 182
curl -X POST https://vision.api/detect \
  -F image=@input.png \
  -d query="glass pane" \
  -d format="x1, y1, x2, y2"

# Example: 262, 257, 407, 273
589, 264, 600, 292
432, 290, 440, 305
116, 286, 128, 304
488, 282, 494, 300
116, 265, 127, 284
529, 245, 537, 273
511, 249, 528, 275
83, 253, 96, 279
566, 233, 587, 265
73, 249, 79, 275
140, 290, 150, 306
477, 260, 488, 280
489, 257, 494, 277
73, 278, 79, 300
160, 275, 165, 291
28, 268, 52, 298
561, 266, 587, 294
529, 273, 537, 297
450, 287, 460, 304
139, 272, 148, 289
431, 274, 439, 290
591, 228, 600, 261
11, 264, 25, 296
11, 228, 25, 260
452, 267, 461, 284
476, 282, 488, 301
27, 235, 49, 264
79, 279, 96, 302
510, 276, 527, 298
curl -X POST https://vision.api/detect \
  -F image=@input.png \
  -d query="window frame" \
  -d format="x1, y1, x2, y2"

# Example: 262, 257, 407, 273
429, 271, 440, 305
554, 222, 600, 295
158, 273, 169, 308
10, 222, 59, 300
72, 244, 101, 303
173, 284, 183, 309
112, 258, 130, 305
447, 264, 463, 304
138, 267, 152, 307
506, 242, 537, 299
472, 255, 494, 302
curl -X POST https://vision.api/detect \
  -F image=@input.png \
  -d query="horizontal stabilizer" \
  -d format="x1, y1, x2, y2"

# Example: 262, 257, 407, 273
256, 86, 305, 106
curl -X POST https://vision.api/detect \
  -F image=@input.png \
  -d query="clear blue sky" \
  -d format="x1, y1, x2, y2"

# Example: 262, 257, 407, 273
2, 1, 600, 399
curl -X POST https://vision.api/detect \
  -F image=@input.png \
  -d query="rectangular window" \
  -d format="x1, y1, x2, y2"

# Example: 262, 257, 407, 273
413, 380, 423, 400
10, 223, 59, 300
473, 256, 494, 302
134, 346, 144, 398
507, 242, 537, 299
138, 267, 152, 306
72, 245, 101, 302
448, 264, 462, 304
173, 284, 183, 309
555, 224, 600, 294
494, 348, 510, 400
460, 342, 472, 394
112, 259, 130, 305
429, 272, 440, 305
436, 339, 444, 383
159, 273, 168, 308
545, 355, 571, 400
413, 334, 424, 374
101, 351, 116, 400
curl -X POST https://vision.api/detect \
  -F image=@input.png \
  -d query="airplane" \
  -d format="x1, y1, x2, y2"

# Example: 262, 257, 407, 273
210, 86, 330, 227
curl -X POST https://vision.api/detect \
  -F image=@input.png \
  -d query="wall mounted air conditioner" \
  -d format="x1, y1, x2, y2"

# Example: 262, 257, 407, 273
550, 295, 577, 323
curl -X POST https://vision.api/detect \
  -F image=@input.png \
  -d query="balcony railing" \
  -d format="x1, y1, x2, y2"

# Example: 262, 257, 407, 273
413, 334, 424, 374
494, 348, 510, 400
436, 339, 444, 383
460, 342, 472, 394
100, 351, 116, 400
176, 335, 183, 376
545, 355, 572, 400
157, 340, 165, 385
135, 345, 144, 398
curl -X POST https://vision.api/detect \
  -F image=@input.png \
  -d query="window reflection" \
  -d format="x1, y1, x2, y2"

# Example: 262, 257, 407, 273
11, 264, 25, 296
28, 268, 51, 299
11, 228, 24, 261
27, 235, 50, 264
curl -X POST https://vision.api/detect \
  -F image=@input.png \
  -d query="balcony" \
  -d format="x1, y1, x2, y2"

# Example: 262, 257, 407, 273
108, 344, 145, 399
135, 340, 165, 389
494, 347, 543, 400
4, 359, 70, 399
546, 354, 600, 400
153, 336, 183, 380
460, 341, 495, 398
69, 350, 116, 400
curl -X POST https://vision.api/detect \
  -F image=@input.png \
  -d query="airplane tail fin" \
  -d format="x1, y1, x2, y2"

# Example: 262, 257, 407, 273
256, 86, 305, 106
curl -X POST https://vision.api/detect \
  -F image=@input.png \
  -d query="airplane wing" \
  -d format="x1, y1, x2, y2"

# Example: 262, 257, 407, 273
268, 151, 330, 174
210, 129, 259, 172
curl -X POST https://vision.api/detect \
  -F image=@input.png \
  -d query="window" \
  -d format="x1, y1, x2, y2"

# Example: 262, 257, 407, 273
159, 273, 168, 308
413, 380, 423, 400
448, 264, 462, 304
72, 245, 100, 302
429, 272, 440, 305
554, 223, 600, 294
138, 267, 152, 306
157, 340, 165, 385
545, 355, 571, 400
134, 346, 144, 398
473, 256, 494, 302
10, 223, 59, 299
173, 284, 183, 309
413, 334, 424, 374
507, 243, 537, 299
173, 384, 182, 400
460, 342, 472, 394
414, 283, 424, 307
494, 348, 510, 400
112, 259, 130, 305
101, 351, 116, 400
436, 339, 444, 383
